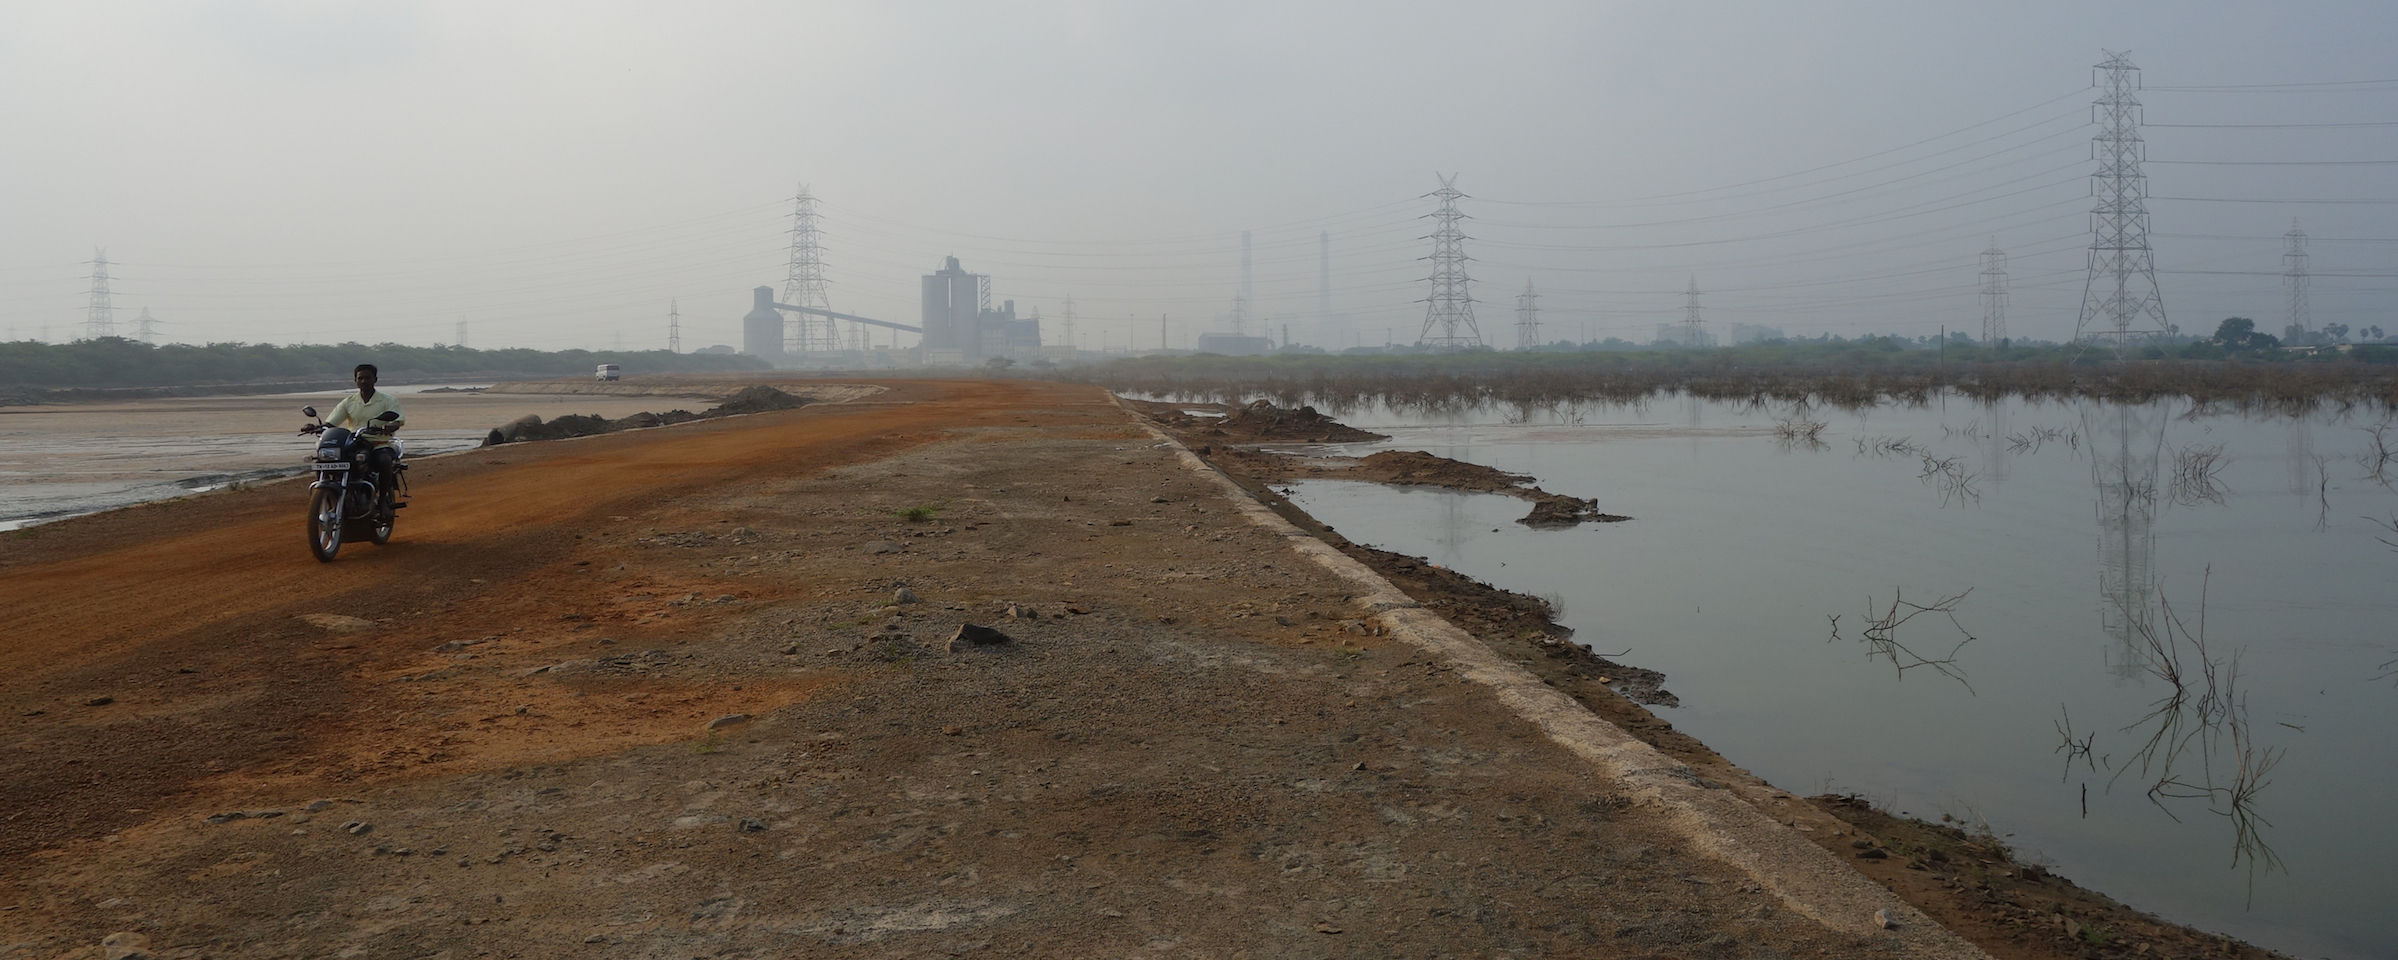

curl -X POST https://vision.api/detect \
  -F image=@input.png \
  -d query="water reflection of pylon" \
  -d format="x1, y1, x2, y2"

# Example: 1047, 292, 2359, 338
2286, 417, 2313, 495
1436, 487, 1469, 570
2083, 401, 2167, 677
1979, 399, 2010, 486
1430, 434, 1473, 568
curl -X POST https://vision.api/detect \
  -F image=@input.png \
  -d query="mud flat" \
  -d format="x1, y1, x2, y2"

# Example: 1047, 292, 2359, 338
0, 386, 836, 528
0, 380, 2285, 959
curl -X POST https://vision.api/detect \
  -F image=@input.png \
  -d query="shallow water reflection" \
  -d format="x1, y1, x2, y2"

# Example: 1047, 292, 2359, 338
1278, 394, 2398, 959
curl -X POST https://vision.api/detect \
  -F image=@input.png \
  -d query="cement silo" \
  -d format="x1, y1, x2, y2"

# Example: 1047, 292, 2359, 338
742, 286, 784, 359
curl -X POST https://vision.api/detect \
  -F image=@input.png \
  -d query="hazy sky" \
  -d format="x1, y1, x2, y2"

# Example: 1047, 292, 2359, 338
3, 1, 2393, 354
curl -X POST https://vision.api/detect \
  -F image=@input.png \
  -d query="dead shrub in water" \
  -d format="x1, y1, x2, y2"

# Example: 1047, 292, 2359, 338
1076, 354, 2398, 419
1773, 410, 1828, 449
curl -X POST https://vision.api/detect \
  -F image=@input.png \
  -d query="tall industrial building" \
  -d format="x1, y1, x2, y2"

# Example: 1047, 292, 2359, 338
921, 257, 1040, 364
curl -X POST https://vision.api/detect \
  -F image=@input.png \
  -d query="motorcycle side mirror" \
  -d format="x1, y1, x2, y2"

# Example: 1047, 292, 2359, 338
301, 406, 318, 418
375, 411, 401, 421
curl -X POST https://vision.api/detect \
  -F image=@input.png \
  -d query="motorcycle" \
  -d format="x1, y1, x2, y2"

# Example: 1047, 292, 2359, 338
298, 405, 408, 562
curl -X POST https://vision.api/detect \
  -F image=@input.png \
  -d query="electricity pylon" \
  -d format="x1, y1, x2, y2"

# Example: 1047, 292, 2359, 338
84, 249, 115, 339
782, 185, 840, 354
1980, 242, 2009, 346
1682, 276, 1707, 347
1514, 278, 1541, 350
2283, 219, 2310, 336
2074, 51, 2168, 353
1416, 174, 1482, 347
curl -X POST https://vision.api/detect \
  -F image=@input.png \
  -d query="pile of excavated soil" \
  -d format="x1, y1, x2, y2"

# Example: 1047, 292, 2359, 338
482, 386, 808, 445
1185, 445, 1631, 529
1210, 399, 1390, 442
1346, 449, 1531, 491
1125, 398, 1389, 443
707, 384, 813, 416
1126, 405, 1629, 529
1334, 451, 1629, 529
482, 379, 885, 404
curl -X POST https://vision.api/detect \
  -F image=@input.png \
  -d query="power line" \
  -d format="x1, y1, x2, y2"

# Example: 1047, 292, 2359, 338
2158, 232, 2398, 243
2149, 78, 2398, 90
2145, 121, 2398, 128
1480, 87, 2094, 207
2147, 159, 2398, 166
2152, 196, 2398, 204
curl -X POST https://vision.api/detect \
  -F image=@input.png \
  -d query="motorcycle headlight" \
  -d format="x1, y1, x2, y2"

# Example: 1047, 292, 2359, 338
317, 449, 342, 461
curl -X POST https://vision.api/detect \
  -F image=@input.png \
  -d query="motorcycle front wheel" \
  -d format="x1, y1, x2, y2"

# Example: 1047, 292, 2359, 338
307, 485, 343, 562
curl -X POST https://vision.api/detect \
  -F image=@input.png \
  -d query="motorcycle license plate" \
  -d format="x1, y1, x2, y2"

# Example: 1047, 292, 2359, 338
310, 463, 349, 471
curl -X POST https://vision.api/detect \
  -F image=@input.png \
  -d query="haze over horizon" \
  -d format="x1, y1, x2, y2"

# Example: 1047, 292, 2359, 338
3, 1, 2393, 355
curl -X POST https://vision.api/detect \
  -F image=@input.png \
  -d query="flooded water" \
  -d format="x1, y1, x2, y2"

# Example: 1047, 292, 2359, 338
1274, 394, 2397, 960
0, 387, 689, 530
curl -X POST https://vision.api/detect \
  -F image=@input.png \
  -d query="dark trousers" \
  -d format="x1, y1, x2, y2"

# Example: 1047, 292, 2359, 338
369, 447, 401, 503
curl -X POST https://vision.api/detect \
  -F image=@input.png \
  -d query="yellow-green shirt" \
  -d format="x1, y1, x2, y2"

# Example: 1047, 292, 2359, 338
325, 391, 406, 441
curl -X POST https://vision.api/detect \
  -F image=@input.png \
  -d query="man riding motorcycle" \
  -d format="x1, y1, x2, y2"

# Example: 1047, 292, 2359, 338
323, 364, 405, 497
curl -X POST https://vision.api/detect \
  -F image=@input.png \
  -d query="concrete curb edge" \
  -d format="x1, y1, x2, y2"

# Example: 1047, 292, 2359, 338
1130, 414, 1991, 960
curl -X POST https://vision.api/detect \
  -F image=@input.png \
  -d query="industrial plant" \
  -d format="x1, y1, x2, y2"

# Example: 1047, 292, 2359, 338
736, 254, 1046, 369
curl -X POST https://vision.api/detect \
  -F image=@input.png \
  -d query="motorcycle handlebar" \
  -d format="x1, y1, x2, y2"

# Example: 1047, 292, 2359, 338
299, 423, 397, 437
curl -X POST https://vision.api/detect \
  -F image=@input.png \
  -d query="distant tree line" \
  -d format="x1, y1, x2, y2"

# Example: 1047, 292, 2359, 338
0, 338, 768, 389
1097, 328, 2398, 374
1069, 328, 2398, 412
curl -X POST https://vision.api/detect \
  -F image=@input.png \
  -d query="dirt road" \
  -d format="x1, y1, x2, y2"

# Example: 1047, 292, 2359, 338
3, 378, 1964, 959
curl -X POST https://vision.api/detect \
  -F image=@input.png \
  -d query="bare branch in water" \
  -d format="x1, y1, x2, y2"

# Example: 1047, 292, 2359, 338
1828, 587, 1976, 693
2366, 512, 2398, 554
2055, 705, 2101, 782
1854, 435, 1923, 458
2168, 442, 2229, 506
2361, 421, 2397, 489
2105, 568, 2287, 899
1917, 453, 1981, 507
2313, 455, 2336, 533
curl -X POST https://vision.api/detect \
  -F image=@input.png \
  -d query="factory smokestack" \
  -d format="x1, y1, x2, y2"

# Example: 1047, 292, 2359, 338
1317, 231, 1330, 329
1241, 230, 1253, 324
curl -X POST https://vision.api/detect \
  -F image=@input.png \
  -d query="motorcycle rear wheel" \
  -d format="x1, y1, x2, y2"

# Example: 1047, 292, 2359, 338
307, 486, 343, 562
367, 491, 395, 545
